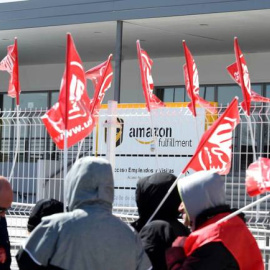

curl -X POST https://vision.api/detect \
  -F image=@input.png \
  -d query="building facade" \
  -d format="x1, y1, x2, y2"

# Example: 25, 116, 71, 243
0, 1, 270, 109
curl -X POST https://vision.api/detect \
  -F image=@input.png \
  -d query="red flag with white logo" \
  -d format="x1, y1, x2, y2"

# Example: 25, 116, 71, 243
182, 97, 240, 175
0, 38, 20, 105
183, 41, 216, 116
137, 40, 165, 112
42, 33, 94, 149
85, 54, 113, 118
230, 38, 252, 116
246, 157, 270, 197
227, 62, 270, 103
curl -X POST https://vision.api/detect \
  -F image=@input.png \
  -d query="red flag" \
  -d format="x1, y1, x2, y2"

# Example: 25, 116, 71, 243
85, 54, 113, 117
231, 37, 252, 116
42, 33, 94, 149
246, 157, 270, 197
227, 62, 270, 103
182, 97, 240, 175
137, 40, 165, 112
183, 41, 216, 116
0, 38, 20, 105
250, 91, 270, 103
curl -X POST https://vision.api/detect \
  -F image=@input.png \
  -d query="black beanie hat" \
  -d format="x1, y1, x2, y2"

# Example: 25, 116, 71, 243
27, 198, 64, 232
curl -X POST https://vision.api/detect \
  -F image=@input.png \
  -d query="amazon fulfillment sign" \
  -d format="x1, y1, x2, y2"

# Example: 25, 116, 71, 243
94, 103, 209, 206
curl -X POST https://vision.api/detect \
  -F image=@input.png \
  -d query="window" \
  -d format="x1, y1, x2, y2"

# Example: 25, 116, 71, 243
217, 85, 242, 105
157, 83, 266, 105
20, 92, 48, 110
0, 91, 58, 110
51, 91, 59, 106
2, 94, 13, 110
266, 84, 270, 98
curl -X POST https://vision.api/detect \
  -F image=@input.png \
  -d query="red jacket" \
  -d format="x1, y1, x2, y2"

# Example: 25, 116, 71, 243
167, 213, 264, 270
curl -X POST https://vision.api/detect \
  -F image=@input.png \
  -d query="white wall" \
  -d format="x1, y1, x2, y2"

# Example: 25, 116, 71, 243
1, 51, 270, 104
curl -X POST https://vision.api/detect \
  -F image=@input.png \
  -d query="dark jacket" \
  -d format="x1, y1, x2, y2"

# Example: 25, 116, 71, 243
0, 217, 11, 270
139, 220, 176, 270
132, 173, 189, 270
131, 173, 190, 236
16, 157, 151, 270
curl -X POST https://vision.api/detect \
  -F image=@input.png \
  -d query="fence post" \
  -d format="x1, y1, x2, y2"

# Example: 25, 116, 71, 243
105, 100, 118, 171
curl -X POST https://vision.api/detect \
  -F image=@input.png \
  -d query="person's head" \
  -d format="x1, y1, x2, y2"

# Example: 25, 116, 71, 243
27, 199, 64, 233
66, 157, 114, 211
135, 173, 181, 224
177, 171, 226, 230
0, 176, 13, 217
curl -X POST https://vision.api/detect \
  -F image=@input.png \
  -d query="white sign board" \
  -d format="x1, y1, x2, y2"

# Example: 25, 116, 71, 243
94, 105, 206, 206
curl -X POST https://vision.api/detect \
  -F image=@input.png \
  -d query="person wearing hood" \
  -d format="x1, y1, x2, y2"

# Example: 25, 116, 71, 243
131, 173, 189, 270
131, 173, 190, 236
27, 198, 64, 233
16, 157, 151, 270
166, 171, 264, 270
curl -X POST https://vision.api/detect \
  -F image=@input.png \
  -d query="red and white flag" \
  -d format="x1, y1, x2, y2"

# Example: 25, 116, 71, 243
246, 157, 270, 197
42, 33, 94, 149
227, 62, 270, 104
0, 38, 20, 105
182, 97, 240, 175
228, 37, 252, 116
137, 40, 165, 112
183, 41, 216, 116
85, 54, 113, 119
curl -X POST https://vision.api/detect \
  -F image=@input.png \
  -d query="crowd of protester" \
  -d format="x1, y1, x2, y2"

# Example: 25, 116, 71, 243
0, 157, 264, 270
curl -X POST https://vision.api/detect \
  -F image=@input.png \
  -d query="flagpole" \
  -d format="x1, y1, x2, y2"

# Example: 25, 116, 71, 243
195, 115, 201, 145
246, 115, 257, 162
217, 193, 270, 224
149, 112, 160, 172
76, 140, 83, 161
245, 113, 261, 219
9, 38, 20, 183
63, 130, 68, 211
63, 34, 70, 211
9, 104, 20, 182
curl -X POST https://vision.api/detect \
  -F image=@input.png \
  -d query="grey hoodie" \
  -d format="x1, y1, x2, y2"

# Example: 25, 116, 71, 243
22, 157, 151, 270
177, 171, 226, 230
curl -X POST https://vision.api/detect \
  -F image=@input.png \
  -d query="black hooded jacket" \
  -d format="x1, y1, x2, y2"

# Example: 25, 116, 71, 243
131, 173, 190, 270
131, 173, 190, 236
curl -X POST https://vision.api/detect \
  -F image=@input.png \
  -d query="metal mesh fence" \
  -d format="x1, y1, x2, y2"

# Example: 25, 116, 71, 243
1, 102, 270, 269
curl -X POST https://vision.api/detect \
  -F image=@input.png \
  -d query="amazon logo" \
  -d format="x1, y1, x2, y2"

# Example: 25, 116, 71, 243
129, 127, 172, 145
104, 118, 124, 147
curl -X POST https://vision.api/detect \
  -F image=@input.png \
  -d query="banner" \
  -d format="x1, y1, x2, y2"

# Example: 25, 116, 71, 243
182, 97, 240, 175
42, 34, 94, 149
86, 54, 113, 116
137, 40, 165, 111
230, 37, 252, 115
183, 41, 217, 116
246, 157, 270, 197
0, 38, 20, 105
